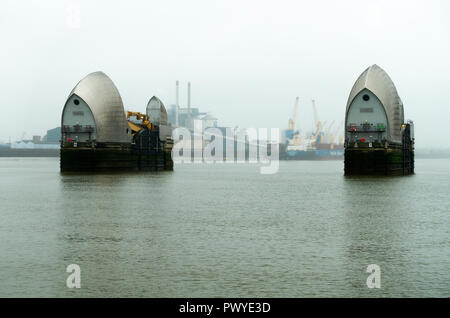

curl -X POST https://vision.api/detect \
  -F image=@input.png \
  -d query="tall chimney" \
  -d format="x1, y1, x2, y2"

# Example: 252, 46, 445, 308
175, 80, 179, 126
187, 81, 191, 115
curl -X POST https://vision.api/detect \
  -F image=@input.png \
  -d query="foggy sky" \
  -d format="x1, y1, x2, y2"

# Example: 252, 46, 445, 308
1, 0, 449, 147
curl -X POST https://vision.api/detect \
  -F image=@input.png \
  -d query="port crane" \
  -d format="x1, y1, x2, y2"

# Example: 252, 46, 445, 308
325, 120, 336, 137
288, 97, 299, 131
314, 120, 327, 138
126, 111, 153, 135
312, 99, 328, 138
312, 100, 319, 134
330, 120, 344, 145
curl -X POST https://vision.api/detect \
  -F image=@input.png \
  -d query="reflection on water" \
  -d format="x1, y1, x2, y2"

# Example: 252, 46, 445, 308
0, 158, 449, 297
342, 176, 409, 296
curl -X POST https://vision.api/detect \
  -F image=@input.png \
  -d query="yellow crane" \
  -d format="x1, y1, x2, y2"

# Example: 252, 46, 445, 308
126, 111, 153, 134
330, 120, 344, 145
325, 120, 336, 137
312, 99, 320, 134
312, 99, 328, 138
315, 120, 327, 138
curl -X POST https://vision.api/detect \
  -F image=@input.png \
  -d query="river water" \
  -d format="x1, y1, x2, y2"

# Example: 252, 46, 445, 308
0, 158, 448, 297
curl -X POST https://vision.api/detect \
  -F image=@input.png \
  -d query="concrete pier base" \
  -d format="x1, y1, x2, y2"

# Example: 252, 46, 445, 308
60, 146, 173, 172
344, 147, 414, 176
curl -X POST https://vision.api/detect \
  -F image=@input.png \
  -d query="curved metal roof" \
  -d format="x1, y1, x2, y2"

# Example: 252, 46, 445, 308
64, 71, 131, 143
346, 65, 404, 143
146, 96, 168, 126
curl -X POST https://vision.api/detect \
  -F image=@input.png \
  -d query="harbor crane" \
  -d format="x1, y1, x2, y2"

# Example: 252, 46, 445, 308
330, 120, 344, 144
312, 99, 328, 138
312, 100, 320, 134
126, 111, 153, 135
288, 97, 299, 131
325, 120, 336, 137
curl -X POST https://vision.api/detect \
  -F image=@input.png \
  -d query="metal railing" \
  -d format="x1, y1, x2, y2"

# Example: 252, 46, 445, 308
347, 123, 386, 133
62, 125, 95, 133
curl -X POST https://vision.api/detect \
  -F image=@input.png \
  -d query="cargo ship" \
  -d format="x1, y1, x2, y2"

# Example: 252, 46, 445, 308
285, 134, 344, 160
282, 97, 344, 160
286, 146, 344, 160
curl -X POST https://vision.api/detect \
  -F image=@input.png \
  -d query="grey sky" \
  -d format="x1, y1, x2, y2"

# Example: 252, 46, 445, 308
1, 0, 449, 147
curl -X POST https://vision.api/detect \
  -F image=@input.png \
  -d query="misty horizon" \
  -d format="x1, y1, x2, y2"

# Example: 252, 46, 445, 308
1, 0, 449, 147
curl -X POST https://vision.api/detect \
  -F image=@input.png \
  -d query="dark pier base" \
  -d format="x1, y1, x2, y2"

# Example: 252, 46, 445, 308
344, 147, 414, 176
61, 147, 173, 172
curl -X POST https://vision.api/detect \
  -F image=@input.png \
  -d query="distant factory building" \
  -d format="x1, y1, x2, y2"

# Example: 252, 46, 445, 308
9, 128, 61, 149
44, 127, 61, 143
167, 81, 218, 131
61, 71, 132, 144
201, 114, 218, 129
10, 140, 59, 149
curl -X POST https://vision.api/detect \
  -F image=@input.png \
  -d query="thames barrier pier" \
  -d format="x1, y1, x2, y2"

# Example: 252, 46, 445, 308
344, 65, 414, 175
60, 72, 173, 172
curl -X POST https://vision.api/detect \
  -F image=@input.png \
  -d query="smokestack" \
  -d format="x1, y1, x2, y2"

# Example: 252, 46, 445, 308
175, 80, 179, 126
187, 81, 191, 115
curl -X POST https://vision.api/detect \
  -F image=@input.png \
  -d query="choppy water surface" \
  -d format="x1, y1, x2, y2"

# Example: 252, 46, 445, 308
0, 158, 449, 297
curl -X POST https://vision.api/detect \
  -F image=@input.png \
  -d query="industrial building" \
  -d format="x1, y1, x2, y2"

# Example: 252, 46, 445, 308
43, 127, 61, 143
167, 81, 218, 131
344, 65, 414, 175
0, 127, 61, 156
